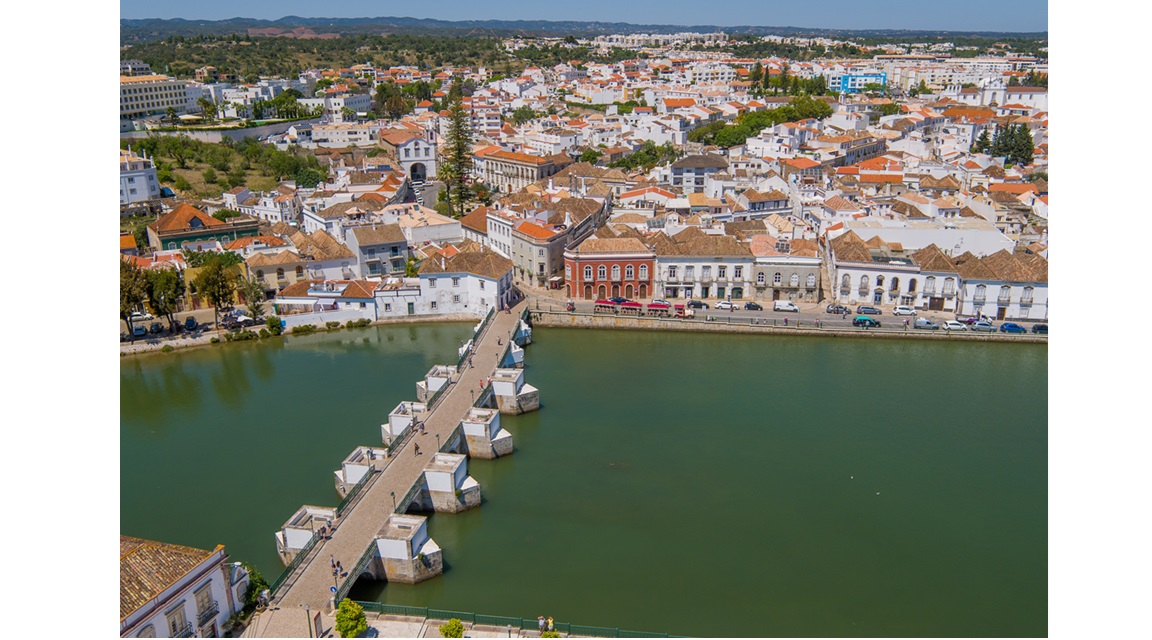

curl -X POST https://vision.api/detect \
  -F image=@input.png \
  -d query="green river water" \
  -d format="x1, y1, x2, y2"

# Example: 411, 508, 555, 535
121, 324, 1047, 637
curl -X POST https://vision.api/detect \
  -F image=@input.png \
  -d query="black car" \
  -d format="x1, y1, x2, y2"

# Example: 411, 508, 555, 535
686, 300, 708, 309
608, 296, 630, 305
826, 304, 850, 314
149, 322, 164, 335
856, 305, 882, 315
1031, 323, 1048, 334
743, 301, 763, 311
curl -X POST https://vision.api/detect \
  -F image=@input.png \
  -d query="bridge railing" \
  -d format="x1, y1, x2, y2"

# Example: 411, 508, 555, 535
268, 532, 321, 597
335, 467, 378, 517
474, 384, 493, 408
395, 478, 424, 514
334, 542, 376, 602
351, 602, 670, 637
439, 424, 462, 453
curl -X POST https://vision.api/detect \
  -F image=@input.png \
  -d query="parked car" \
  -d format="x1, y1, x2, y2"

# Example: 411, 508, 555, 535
914, 318, 940, 330
959, 315, 990, 325
184, 316, 199, 331
132, 325, 148, 337
686, 300, 708, 309
149, 322, 164, 334
1031, 324, 1048, 334
651, 299, 670, 306
743, 301, 763, 311
129, 311, 154, 323
943, 320, 967, 331
715, 300, 737, 310
970, 321, 996, 333
999, 322, 1027, 334
222, 314, 256, 330
892, 306, 917, 316
773, 301, 800, 312
856, 305, 882, 316
826, 304, 851, 314
852, 315, 881, 328
608, 296, 630, 305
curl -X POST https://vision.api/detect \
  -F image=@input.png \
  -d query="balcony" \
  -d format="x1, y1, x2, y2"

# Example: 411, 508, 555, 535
858, 288, 869, 297
197, 601, 220, 626
173, 622, 194, 638
1020, 298, 1034, 307
998, 296, 1011, 305
974, 296, 987, 304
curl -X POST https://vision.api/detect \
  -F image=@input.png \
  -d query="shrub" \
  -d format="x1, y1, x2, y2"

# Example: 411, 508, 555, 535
346, 320, 355, 328
161, 344, 175, 353
326, 321, 342, 330
352, 318, 372, 327
259, 328, 270, 338
542, 632, 560, 638
210, 337, 220, 344
335, 599, 367, 638
265, 315, 283, 336
290, 324, 317, 335
439, 618, 464, 638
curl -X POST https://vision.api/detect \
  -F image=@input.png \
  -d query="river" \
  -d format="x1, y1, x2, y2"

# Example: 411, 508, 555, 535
121, 324, 1047, 637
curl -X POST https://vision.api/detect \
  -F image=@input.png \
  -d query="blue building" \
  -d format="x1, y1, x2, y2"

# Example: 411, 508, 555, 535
831, 72, 888, 94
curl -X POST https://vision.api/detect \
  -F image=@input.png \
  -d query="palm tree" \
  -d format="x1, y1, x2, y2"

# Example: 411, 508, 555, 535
197, 96, 217, 122
165, 106, 178, 126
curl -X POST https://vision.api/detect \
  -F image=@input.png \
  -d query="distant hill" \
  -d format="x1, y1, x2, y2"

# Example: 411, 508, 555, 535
120, 16, 1047, 43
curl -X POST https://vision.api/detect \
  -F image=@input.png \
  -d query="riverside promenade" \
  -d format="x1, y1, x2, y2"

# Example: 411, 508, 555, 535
247, 300, 529, 638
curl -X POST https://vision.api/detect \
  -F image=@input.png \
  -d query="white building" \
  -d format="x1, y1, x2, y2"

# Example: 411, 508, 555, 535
120, 148, 161, 205
120, 536, 249, 639
120, 74, 192, 124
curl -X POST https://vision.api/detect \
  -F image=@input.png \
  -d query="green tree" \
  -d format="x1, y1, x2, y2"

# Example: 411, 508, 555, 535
145, 266, 183, 330
875, 103, 901, 117
438, 618, 464, 638
226, 167, 247, 189
441, 94, 474, 217
335, 599, 368, 638
265, 315, 283, 336
120, 260, 149, 340
511, 105, 536, 125
197, 96, 217, 122
971, 129, 992, 154
173, 175, 192, 192
165, 106, 178, 125
749, 62, 763, 85
1011, 124, 1034, 166
242, 563, 269, 608
405, 258, 419, 277
202, 168, 217, 184
240, 276, 266, 319
193, 256, 236, 329
384, 92, 406, 120
579, 149, 602, 164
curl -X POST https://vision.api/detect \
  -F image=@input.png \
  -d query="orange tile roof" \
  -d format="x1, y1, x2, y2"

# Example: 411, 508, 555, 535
516, 220, 559, 241
120, 233, 137, 250
152, 204, 224, 233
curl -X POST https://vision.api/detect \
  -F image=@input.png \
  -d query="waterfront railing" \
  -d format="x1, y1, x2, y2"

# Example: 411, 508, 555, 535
269, 531, 322, 597
352, 602, 671, 637
336, 467, 378, 517
395, 478, 424, 514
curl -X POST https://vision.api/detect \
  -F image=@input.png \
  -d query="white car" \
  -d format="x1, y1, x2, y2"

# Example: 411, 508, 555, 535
651, 299, 670, 306
715, 301, 737, 310
129, 311, 154, 323
892, 306, 917, 316
943, 320, 967, 331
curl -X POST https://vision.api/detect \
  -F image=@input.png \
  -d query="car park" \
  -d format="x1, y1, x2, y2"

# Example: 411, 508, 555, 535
970, 321, 996, 332
914, 318, 939, 330
686, 300, 708, 309
892, 306, 917, 316
852, 315, 881, 328
826, 304, 850, 314
715, 300, 736, 310
943, 321, 967, 331
999, 322, 1027, 334
1031, 324, 1048, 334
856, 305, 882, 315
743, 301, 763, 311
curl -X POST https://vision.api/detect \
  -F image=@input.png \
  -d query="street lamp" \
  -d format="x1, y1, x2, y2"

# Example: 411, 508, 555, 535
390, 491, 396, 511
436, 433, 441, 450
305, 604, 312, 639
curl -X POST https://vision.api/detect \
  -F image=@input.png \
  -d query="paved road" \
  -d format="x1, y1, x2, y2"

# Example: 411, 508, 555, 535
251, 301, 528, 638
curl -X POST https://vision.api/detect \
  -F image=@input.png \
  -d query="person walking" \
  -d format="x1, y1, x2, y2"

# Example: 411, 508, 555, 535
336, 560, 343, 575
547, 616, 554, 632
414, 443, 421, 456
330, 555, 336, 569
537, 616, 546, 634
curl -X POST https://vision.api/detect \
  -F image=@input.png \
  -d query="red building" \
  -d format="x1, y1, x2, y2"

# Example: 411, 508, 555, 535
563, 236, 655, 300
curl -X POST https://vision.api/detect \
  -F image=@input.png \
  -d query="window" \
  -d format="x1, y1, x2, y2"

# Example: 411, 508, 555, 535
598, 265, 607, 280
718, 266, 727, 279
452, 277, 460, 287
360, 302, 366, 308
773, 272, 782, 285
584, 266, 592, 280
565, 264, 571, 279
639, 265, 648, 280
479, 280, 485, 290
136, 625, 156, 638
668, 266, 678, 279
1022, 286, 1034, 304
924, 276, 935, 294
876, 275, 884, 288
385, 303, 392, 312
611, 265, 621, 280
429, 278, 437, 288
538, 249, 544, 256
944, 278, 955, 295
166, 605, 189, 636
702, 266, 711, 280
734, 266, 742, 279
431, 301, 437, 310
974, 284, 987, 302
790, 273, 799, 287
685, 266, 695, 280
625, 264, 634, 279
295, 266, 304, 278
453, 295, 460, 303
276, 268, 284, 279
806, 274, 816, 288
256, 270, 264, 279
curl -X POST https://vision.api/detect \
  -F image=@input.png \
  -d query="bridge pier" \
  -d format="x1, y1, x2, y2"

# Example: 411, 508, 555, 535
275, 505, 335, 566
334, 446, 387, 497
369, 514, 443, 584
383, 401, 428, 445
491, 367, 540, 415
416, 365, 458, 403
399, 453, 482, 514
462, 407, 514, 458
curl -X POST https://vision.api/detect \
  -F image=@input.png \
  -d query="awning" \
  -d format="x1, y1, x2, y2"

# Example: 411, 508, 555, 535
548, 276, 563, 282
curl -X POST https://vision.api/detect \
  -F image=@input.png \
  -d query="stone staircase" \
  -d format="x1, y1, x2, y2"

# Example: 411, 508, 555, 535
411, 180, 425, 206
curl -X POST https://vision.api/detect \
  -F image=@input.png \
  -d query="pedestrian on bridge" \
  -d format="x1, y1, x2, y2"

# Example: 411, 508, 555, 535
414, 443, 422, 456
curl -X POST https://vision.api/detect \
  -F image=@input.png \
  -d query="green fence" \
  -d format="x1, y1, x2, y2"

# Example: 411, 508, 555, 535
439, 424, 462, 453
351, 602, 671, 637
268, 532, 320, 596
395, 479, 423, 514
474, 385, 494, 408
335, 468, 377, 517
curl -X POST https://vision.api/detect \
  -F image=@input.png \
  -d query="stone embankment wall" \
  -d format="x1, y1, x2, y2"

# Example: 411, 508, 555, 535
529, 311, 1048, 343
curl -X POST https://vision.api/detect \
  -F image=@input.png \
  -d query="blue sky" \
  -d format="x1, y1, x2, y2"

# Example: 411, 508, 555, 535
120, 1, 1048, 33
